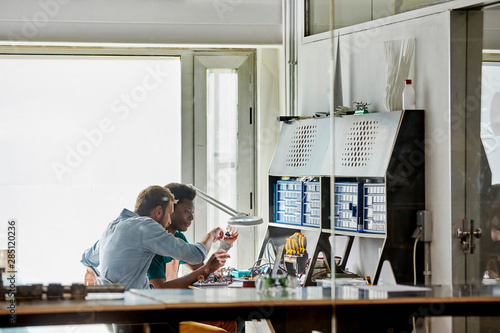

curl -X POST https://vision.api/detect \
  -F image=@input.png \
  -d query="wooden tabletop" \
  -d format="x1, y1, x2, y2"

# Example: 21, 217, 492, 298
4, 284, 500, 314
0, 291, 164, 315
129, 286, 332, 308
333, 283, 500, 305
3, 284, 500, 328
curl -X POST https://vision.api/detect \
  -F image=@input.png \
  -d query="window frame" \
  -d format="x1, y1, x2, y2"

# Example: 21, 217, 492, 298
192, 52, 257, 269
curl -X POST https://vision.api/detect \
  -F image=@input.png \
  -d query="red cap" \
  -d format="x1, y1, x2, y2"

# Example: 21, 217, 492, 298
405, 79, 412, 84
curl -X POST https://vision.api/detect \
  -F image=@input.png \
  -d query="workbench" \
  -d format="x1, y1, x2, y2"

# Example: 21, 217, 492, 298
0, 287, 332, 332
2, 284, 500, 332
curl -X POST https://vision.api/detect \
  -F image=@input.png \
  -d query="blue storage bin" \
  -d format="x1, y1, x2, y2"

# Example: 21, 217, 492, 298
334, 182, 362, 232
302, 181, 320, 227
275, 180, 303, 226
363, 183, 386, 233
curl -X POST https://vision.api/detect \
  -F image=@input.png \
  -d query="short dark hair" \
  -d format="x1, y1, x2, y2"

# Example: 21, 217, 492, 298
164, 183, 196, 205
134, 185, 176, 216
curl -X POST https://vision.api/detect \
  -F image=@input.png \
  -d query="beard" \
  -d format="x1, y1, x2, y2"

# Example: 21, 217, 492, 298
158, 209, 170, 229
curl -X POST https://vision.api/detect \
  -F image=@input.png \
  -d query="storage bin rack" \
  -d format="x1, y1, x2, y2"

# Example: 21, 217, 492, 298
363, 183, 386, 233
334, 182, 362, 231
263, 117, 332, 286
274, 179, 321, 227
275, 180, 303, 226
262, 110, 424, 286
303, 181, 321, 227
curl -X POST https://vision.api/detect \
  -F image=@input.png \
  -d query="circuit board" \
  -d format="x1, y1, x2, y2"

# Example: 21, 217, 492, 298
192, 280, 232, 288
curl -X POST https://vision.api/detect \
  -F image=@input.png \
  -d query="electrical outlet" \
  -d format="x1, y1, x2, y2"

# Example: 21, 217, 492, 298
417, 210, 432, 242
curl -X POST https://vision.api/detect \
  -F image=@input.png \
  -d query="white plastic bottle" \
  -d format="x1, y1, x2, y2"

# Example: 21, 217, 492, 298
402, 79, 416, 110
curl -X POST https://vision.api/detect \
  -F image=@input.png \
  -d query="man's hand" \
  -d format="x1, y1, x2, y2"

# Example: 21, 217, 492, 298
84, 267, 98, 286
218, 226, 239, 251
223, 226, 239, 245
199, 227, 224, 251
149, 250, 230, 289
205, 250, 230, 274
208, 227, 225, 241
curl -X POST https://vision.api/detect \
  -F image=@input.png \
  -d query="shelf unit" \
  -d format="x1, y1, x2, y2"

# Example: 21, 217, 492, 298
263, 175, 332, 286
260, 110, 425, 286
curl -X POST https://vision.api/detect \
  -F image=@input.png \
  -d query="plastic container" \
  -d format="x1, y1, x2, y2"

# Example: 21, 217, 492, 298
402, 79, 416, 110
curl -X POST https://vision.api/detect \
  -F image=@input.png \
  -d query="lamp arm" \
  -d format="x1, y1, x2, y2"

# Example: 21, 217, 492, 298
188, 184, 242, 217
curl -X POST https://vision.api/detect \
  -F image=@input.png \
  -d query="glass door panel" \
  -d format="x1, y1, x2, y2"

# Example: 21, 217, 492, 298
194, 54, 256, 270
206, 68, 238, 234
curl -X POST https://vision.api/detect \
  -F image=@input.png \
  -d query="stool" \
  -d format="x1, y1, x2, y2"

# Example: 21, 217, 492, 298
179, 321, 228, 333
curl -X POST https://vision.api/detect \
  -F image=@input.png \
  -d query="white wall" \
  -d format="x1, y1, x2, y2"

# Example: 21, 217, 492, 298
297, 11, 454, 288
0, 0, 282, 45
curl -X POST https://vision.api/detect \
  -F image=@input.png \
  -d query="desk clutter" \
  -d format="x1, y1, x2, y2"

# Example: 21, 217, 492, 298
191, 267, 259, 288
0, 265, 124, 301
249, 232, 334, 288
0, 282, 124, 301
192, 267, 235, 288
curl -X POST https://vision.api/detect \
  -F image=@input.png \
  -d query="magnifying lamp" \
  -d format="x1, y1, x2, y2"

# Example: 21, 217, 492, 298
187, 184, 263, 226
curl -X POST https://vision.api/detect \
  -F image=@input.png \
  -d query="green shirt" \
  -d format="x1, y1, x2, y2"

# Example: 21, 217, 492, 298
147, 231, 188, 280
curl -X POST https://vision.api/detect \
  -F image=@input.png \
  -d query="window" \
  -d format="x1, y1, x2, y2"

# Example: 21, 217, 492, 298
0, 55, 181, 285
304, 0, 455, 34
481, 61, 500, 184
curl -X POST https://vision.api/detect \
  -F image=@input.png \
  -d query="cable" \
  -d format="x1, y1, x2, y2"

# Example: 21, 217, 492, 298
266, 242, 275, 263
267, 244, 275, 262
263, 246, 269, 263
311, 269, 329, 278
278, 264, 294, 277
413, 229, 422, 286
310, 269, 329, 282
298, 258, 312, 278
250, 257, 272, 277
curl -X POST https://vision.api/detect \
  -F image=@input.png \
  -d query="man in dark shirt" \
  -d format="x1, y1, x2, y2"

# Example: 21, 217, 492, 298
147, 183, 239, 333
147, 183, 238, 288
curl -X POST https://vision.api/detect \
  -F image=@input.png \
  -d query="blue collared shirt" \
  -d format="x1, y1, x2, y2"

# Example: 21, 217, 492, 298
81, 209, 207, 290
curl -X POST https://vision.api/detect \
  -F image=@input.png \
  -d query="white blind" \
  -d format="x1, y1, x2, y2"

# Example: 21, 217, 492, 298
0, 55, 181, 285
0, 0, 282, 45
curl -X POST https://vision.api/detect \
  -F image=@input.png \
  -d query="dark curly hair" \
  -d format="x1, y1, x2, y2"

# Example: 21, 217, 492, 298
164, 183, 197, 205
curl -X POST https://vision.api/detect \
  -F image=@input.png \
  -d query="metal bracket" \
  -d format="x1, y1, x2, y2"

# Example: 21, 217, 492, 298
456, 219, 482, 254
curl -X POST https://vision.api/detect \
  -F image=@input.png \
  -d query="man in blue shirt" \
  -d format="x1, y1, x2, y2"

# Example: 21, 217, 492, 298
147, 183, 238, 289
81, 185, 227, 290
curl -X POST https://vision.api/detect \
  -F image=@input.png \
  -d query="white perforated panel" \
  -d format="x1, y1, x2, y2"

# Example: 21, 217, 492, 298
286, 125, 318, 168
341, 120, 380, 168
269, 112, 404, 177
335, 111, 403, 177
269, 118, 331, 176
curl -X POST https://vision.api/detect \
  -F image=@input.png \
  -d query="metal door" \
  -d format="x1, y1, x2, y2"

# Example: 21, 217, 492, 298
453, 5, 500, 332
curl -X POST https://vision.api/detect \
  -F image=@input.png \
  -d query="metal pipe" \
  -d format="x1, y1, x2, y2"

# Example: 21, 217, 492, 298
424, 242, 432, 286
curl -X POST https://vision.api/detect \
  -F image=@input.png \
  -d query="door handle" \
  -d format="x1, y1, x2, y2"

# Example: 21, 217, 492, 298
456, 228, 469, 238
456, 219, 481, 254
